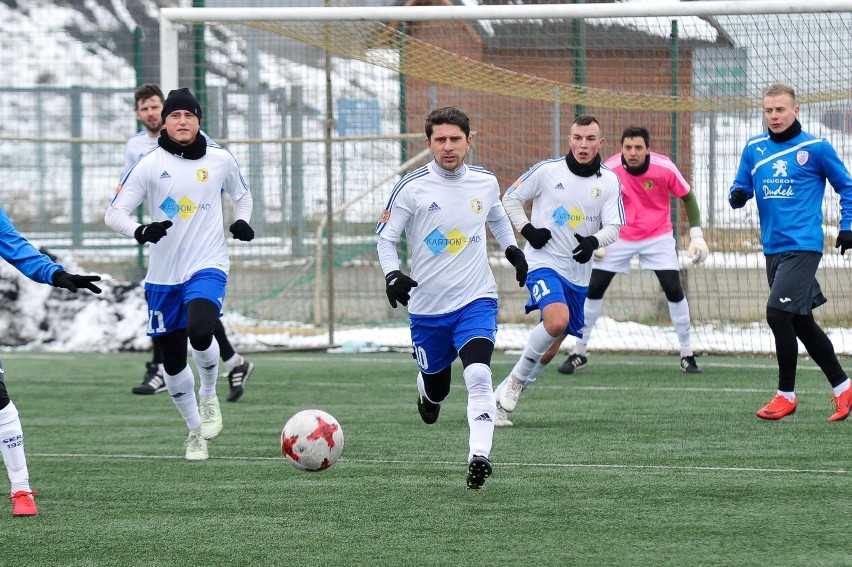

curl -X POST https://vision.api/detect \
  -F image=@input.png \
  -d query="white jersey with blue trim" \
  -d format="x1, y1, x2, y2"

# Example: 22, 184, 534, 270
504, 157, 624, 287
123, 129, 214, 177
123, 131, 159, 176
376, 161, 504, 316
108, 143, 250, 286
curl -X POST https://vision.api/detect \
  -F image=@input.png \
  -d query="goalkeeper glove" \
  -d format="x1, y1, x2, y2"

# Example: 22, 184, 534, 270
504, 245, 528, 287
836, 230, 852, 255
687, 226, 710, 264
134, 220, 173, 244
52, 270, 102, 294
729, 188, 748, 209
572, 233, 599, 264
385, 270, 418, 308
520, 223, 552, 249
229, 219, 255, 241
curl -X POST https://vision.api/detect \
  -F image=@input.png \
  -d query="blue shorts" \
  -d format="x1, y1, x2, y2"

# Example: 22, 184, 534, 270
144, 269, 227, 336
524, 267, 587, 338
409, 297, 498, 374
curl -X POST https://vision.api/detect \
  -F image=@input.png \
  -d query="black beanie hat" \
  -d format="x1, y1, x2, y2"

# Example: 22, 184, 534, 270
161, 87, 202, 121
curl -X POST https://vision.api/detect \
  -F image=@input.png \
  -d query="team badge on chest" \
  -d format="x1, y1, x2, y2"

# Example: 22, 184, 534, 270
470, 198, 484, 214
796, 151, 809, 166
196, 168, 209, 182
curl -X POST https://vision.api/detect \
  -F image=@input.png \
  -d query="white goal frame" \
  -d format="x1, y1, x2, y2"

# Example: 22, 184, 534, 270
160, 0, 852, 93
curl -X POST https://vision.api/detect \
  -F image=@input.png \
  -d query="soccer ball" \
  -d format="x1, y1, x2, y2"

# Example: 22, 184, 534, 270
281, 409, 344, 472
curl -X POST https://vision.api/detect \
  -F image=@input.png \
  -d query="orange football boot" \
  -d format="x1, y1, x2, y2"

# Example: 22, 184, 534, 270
828, 387, 852, 422
756, 394, 797, 420
9, 490, 38, 517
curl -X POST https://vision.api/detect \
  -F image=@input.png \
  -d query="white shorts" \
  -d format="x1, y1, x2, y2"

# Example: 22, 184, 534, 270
594, 234, 678, 274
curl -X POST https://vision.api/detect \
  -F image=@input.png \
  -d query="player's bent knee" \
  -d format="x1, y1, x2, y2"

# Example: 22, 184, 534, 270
423, 367, 451, 403
463, 363, 492, 392
656, 270, 685, 302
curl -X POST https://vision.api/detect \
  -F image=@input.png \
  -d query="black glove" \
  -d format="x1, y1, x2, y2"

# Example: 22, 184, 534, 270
836, 230, 852, 255
729, 188, 748, 209
134, 220, 173, 244
572, 233, 599, 264
504, 245, 528, 287
230, 219, 255, 241
52, 270, 102, 294
520, 223, 552, 249
385, 270, 418, 308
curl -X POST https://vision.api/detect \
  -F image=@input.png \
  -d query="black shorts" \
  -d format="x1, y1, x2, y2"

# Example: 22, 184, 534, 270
765, 252, 827, 314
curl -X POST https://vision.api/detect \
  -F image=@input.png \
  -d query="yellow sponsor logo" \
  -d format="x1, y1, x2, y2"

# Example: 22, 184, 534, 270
177, 196, 197, 220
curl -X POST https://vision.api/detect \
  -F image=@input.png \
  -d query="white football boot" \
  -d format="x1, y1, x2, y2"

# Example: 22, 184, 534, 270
498, 374, 525, 412
199, 395, 223, 440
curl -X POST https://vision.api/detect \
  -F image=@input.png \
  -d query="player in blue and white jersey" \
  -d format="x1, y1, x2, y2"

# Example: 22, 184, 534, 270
495, 115, 625, 425
0, 205, 101, 515
124, 84, 255, 402
106, 88, 255, 460
376, 106, 527, 489
730, 83, 852, 422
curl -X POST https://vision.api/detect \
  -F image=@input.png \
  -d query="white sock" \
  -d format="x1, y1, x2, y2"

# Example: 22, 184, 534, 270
573, 298, 603, 356
464, 363, 495, 460
193, 341, 221, 398
224, 354, 243, 372
668, 299, 693, 357
511, 323, 558, 381
833, 378, 851, 397
496, 361, 547, 401
164, 365, 202, 430
777, 390, 796, 403
525, 361, 547, 387
0, 402, 30, 494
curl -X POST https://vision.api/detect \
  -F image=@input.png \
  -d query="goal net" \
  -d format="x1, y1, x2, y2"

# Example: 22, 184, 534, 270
158, 1, 852, 354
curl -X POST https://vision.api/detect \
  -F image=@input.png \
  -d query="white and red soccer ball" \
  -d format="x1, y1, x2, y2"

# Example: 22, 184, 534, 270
281, 409, 344, 472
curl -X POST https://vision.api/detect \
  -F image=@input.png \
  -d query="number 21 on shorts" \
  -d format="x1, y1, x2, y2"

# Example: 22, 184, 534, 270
531, 279, 551, 303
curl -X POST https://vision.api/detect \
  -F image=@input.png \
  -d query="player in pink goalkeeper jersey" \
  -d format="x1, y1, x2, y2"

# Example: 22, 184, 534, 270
558, 126, 709, 375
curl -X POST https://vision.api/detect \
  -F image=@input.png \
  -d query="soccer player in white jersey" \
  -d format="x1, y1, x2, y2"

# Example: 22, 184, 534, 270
106, 88, 255, 460
558, 126, 709, 376
124, 84, 255, 403
375, 106, 528, 489
495, 115, 625, 426
0, 205, 102, 515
